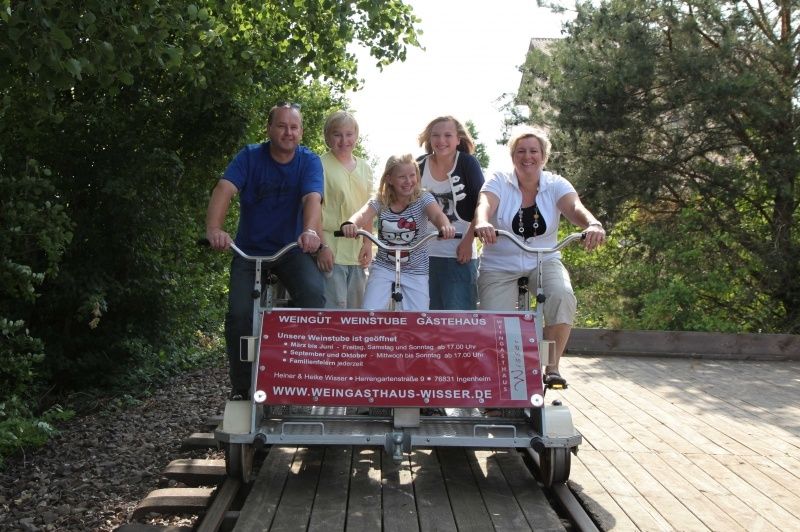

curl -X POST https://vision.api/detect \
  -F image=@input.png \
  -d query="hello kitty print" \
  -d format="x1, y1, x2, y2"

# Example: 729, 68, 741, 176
368, 192, 436, 275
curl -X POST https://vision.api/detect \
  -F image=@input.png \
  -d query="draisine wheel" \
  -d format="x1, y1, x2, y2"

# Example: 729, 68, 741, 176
539, 447, 571, 487
225, 442, 254, 483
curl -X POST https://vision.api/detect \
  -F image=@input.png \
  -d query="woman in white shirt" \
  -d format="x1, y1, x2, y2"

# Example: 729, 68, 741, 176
474, 126, 606, 387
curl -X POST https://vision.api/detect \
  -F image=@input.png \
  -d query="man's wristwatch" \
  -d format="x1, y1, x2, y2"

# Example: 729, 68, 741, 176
304, 229, 318, 237
587, 222, 603, 229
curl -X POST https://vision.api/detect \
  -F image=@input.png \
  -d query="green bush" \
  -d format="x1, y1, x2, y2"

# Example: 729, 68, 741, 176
0, 397, 74, 468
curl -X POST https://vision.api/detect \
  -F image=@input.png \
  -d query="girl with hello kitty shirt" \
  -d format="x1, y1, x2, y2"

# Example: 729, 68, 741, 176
341, 154, 455, 310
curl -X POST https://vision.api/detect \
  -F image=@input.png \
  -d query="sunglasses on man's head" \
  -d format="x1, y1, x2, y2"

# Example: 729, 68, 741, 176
268, 101, 302, 126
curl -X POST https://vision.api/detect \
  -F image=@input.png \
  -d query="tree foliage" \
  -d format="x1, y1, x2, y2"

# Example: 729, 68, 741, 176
0, 162, 73, 398
466, 120, 490, 169
520, 0, 800, 333
0, 0, 420, 456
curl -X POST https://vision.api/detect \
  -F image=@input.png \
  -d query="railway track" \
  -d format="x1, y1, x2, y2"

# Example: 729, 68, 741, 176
115, 413, 600, 532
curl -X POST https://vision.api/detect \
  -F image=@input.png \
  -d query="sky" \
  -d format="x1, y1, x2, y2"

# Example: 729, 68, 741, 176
346, 0, 571, 175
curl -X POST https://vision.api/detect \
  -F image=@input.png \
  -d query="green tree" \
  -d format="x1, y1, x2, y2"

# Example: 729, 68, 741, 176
0, 0, 420, 455
0, 162, 73, 398
465, 120, 490, 169
520, 0, 799, 333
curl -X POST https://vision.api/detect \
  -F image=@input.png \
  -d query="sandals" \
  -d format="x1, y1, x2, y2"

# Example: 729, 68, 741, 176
543, 371, 567, 388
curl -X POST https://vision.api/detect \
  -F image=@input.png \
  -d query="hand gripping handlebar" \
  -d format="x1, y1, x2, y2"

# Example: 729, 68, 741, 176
198, 238, 298, 262
479, 229, 586, 252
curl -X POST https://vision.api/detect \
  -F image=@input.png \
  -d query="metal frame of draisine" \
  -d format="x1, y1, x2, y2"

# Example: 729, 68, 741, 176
214, 230, 587, 487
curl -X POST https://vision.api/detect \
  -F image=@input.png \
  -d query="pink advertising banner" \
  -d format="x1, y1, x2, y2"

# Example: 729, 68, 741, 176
254, 310, 544, 408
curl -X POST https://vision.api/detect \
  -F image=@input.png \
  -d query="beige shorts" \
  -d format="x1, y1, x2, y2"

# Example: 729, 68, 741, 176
478, 259, 577, 325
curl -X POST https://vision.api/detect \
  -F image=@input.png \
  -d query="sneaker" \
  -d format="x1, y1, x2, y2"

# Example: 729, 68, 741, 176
229, 389, 249, 401
543, 372, 567, 389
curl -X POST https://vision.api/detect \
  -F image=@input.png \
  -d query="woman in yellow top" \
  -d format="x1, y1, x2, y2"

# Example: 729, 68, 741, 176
317, 111, 374, 308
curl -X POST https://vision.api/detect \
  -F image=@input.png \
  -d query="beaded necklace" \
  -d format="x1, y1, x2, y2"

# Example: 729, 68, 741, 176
518, 184, 540, 236
517, 204, 540, 235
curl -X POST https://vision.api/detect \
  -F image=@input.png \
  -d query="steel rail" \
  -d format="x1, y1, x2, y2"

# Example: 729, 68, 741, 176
526, 448, 600, 532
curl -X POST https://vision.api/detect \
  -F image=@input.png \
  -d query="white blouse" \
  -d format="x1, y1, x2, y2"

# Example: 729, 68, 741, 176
479, 169, 576, 273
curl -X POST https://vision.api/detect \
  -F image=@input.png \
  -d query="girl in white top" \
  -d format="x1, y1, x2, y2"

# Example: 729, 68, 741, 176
417, 116, 485, 310
474, 127, 606, 387
341, 154, 456, 310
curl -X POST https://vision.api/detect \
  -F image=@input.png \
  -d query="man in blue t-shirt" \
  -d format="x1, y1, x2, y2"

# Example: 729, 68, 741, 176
206, 103, 327, 399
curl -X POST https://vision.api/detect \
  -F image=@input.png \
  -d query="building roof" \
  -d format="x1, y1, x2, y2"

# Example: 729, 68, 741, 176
528, 37, 558, 53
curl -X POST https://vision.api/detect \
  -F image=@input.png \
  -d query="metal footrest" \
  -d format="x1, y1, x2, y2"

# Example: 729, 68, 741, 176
256, 416, 541, 448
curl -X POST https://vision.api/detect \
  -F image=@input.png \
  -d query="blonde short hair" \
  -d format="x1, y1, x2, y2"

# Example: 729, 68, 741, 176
509, 126, 551, 165
323, 111, 359, 148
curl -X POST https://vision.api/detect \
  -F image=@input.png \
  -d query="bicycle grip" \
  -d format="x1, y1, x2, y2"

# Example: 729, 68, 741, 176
333, 230, 344, 237
197, 237, 210, 246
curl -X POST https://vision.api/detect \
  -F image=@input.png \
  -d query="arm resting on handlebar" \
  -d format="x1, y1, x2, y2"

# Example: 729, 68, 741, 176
205, 179, 238, 250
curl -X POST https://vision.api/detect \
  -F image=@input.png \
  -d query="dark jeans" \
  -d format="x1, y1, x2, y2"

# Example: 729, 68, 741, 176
428, 256, 478, 310
224, 251, 325, 394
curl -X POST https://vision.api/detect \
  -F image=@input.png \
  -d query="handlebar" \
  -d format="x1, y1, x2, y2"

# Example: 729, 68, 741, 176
198, 238, 298, 262
480, 229, 586, 253
333, 229, 462, 253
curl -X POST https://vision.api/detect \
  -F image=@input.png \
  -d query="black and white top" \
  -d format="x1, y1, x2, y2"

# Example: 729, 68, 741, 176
418, 151, 485, 259
367, 192, 437, 276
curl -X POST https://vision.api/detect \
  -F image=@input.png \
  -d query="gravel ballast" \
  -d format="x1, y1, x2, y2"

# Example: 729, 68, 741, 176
0, 364, 229, 532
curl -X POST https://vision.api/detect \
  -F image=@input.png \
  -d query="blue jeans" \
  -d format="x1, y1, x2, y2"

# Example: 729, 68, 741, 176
225, 251, 325, 394
428, 257, 478, 310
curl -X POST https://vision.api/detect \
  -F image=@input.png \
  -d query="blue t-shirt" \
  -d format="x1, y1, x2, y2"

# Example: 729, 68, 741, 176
223, 142, 323, 255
